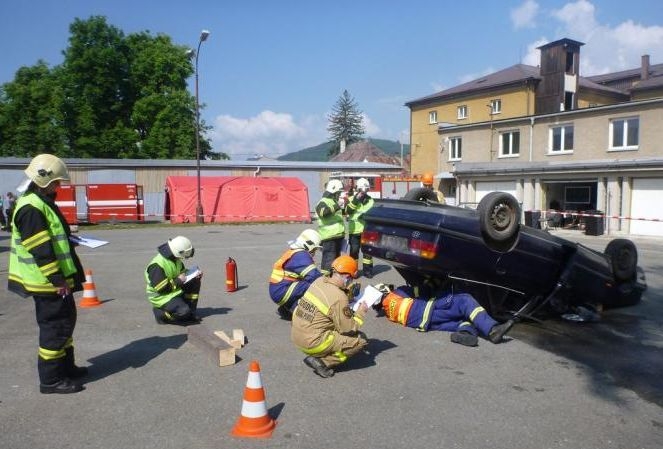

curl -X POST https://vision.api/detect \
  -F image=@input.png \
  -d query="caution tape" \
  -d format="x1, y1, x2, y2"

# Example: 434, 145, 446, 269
536, 209, 663, 223
74, 211, 312, 222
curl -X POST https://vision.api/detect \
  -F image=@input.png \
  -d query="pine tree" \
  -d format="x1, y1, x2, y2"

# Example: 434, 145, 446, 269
326, 90, 365, 157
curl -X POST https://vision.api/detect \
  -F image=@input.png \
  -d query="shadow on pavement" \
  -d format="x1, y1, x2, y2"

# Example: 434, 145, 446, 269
84, 334, 187, 383
335, 338, 397, 373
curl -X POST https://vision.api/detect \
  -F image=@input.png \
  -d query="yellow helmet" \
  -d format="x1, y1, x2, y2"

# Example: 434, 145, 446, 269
24, 154, 70, 188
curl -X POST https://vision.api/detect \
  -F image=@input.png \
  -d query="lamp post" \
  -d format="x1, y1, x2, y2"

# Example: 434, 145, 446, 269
194, 29, 210, 223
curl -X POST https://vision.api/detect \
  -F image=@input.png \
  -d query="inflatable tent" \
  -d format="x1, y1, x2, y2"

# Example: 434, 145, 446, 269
164, 176, 311, 224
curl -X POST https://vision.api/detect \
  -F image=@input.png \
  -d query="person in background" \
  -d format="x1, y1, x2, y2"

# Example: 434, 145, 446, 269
145, 236, 203, 325
422, 172, 446, 204
315, 179, 346, 273
376, 283, 514, 347
5, 192, 17, 232
0, 193, 5, 230
291, 255, 369, 378
345, 178, 374, 278
269, 228, 323, 320
7, 154, 87, 394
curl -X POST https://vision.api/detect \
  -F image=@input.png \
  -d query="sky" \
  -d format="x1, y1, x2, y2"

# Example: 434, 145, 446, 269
1, 0, 662, 160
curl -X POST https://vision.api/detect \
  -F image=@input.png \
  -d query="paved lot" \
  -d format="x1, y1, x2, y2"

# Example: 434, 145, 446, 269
1, 224, 662, 449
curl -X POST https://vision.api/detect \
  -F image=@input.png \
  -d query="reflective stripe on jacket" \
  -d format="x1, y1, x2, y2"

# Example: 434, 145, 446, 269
315, 196, 345, 240
145, 253, 184, 308
270, 248, 307, 283
8, 193, 77, 295
346, 195, 374, 235
382, 288, 435, 332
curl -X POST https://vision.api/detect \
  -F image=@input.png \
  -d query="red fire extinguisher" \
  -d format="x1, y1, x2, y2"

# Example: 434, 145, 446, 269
225, 257, 238, 292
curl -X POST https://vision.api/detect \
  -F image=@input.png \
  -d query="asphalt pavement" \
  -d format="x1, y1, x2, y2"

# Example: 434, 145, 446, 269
1, 224, 662, 449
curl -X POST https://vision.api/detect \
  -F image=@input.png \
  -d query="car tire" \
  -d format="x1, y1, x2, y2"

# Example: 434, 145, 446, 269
478, 192, 521, 252
402, 187, 439, 202
605, 238, 638, 282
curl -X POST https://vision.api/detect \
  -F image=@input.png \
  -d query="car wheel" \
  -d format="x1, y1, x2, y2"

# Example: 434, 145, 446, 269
478, 192, 521, 252
402, 187, 439, 202
605, 238, 637, 282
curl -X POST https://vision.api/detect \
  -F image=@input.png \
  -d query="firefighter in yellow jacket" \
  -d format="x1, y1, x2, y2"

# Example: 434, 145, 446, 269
8, 154, 87, 394
291, 255, 369, 378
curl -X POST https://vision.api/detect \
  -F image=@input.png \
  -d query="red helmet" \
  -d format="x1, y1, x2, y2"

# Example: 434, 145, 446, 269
422, 172, 434, 186
331, 255, 358, 278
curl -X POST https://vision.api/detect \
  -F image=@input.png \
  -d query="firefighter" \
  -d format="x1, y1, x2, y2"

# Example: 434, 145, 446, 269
315, 179, 346, 273
8, 154, 87, 394
291, 255, 369, 378
422, 172, 446, 203
145, 236, 203, 325
269, 228, 323, 320
345, 178, 374, 278
377, 284, 514, 346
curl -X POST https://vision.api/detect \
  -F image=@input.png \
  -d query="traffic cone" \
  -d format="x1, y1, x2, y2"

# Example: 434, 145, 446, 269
231, 360, 276, 438
80, 269, 102, 308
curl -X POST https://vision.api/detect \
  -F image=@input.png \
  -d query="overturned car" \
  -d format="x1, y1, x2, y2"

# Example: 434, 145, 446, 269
360, 189, 647, 322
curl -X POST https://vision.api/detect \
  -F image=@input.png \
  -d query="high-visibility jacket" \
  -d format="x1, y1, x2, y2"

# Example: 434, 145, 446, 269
269, 248, 322, 306
291, 276, 365, 353
145, 253, 184, 308
315, 194, 345, 240
346, 194, 374, 235
382, 287, 435, 331
8, 193, 78, 295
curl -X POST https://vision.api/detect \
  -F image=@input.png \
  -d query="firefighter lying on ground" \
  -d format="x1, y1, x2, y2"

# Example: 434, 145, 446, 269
376, 283, 514, 346
269, 229, 324, 320
291, 255, 369, 378
345, 178, 374, 278
145, 236, 203, 325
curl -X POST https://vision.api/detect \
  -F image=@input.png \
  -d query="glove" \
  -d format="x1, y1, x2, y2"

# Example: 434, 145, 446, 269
374, 283, 392, 295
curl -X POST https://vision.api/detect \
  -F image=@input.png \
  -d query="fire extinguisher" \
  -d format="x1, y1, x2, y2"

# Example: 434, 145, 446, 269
225, 257, 238, 292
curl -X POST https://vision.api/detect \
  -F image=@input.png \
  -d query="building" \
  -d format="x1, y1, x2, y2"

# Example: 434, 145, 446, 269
406, 38, 663, 236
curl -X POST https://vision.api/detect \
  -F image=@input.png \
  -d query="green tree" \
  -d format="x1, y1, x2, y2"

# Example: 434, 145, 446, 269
326, 89, 365, 157
0, 61, 66, 156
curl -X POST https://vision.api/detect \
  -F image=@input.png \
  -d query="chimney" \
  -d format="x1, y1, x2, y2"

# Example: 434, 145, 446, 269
641, 54, 650, 80
340, 139, 346, 153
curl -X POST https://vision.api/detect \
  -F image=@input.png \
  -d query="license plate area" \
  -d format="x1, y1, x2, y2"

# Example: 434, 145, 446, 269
380, 234, 409, 252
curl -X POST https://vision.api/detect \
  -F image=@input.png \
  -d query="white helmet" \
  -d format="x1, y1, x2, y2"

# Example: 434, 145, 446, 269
24, 154, 70, 188
326, 179, 343, 194
356, 178, 370, 192
168, 236, 194, 259
292, 229, 322, 252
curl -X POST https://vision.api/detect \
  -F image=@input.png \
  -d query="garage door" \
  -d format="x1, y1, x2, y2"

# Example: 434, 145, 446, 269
475, 181, 517, 202
630, 178, 663, 236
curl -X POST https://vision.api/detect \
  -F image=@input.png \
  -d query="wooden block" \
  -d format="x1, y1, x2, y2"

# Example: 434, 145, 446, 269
188, 324, 236, 366
232, 329, 246, 347
214, 330, 243, 349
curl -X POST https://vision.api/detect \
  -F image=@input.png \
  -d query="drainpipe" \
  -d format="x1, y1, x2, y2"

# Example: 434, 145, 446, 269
529, 116, 535, 162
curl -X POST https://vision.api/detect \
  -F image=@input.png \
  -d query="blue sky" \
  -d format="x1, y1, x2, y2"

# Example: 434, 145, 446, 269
1, 0, 662, 159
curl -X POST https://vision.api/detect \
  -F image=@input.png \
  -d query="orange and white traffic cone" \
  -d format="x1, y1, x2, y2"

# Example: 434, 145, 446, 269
79, 269, 102, 308
231, 360, 276, 438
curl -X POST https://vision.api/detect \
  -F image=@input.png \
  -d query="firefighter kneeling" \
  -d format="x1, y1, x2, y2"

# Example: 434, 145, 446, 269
291, 255, 369, 378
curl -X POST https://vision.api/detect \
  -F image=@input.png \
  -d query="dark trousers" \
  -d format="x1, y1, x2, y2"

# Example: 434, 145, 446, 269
321, 237, 344, 272
348, 233, 373, 274
153, 278, 201, 322
33, 293, 77, 385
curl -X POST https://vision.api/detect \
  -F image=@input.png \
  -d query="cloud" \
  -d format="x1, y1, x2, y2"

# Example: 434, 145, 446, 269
520, 0, 663, 75
511, 0, 539, 30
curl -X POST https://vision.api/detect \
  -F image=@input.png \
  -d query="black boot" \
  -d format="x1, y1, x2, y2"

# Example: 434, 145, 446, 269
450, 331, 478, 347
303, 356, 334, 378
488, 320, 515, 344
40, 378, 84, 394
276, 305, 293, 321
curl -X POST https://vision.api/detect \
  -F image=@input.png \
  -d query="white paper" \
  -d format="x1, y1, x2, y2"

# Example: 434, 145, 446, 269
69, 235, 109, 249
352, 285, 383, 312
184, 266, 201, 283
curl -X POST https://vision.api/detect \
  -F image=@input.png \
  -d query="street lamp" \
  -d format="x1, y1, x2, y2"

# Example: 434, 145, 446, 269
194, 29, 210, 223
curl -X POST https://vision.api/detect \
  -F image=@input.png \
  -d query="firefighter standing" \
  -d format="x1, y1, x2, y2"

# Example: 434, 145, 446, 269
378, 284, 514, 346
422, 172, 446, 204
315, 179, 346, 273
8, 154, 87, 394
269, 229, 323, 320
291, 255, 369, 378
145, 236, 203, 325
345, 178, 374, 278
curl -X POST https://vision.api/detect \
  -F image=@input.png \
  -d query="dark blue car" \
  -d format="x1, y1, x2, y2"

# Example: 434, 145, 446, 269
360, 189, 647, 321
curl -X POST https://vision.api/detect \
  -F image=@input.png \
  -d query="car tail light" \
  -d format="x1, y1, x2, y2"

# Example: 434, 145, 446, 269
409, 238, 436, 259
361, 230, 379, 245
